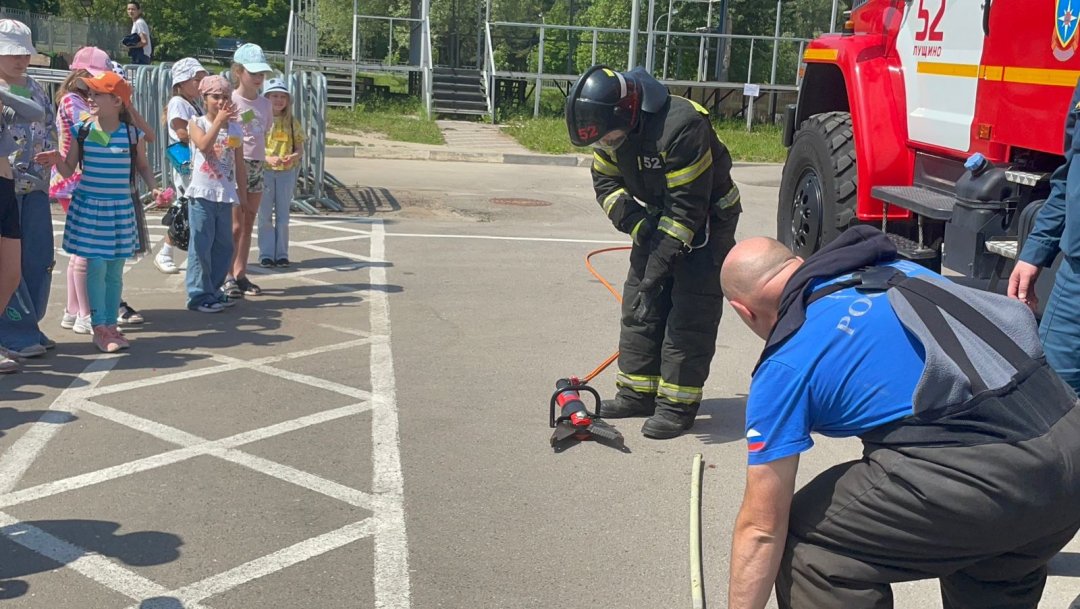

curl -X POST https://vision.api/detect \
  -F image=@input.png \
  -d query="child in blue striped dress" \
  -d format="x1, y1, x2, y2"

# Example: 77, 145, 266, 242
36, 72, 160, 353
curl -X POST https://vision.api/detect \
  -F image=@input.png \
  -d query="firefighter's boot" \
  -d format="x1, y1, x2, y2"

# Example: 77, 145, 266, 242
641, 403, 700, 439
597, 396, 656, 419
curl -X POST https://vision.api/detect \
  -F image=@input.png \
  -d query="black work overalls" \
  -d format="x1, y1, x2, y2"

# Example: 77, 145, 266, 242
766, 227, 1080, 609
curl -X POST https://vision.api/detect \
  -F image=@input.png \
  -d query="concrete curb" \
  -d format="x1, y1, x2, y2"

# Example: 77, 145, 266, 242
325, 145, 592, 168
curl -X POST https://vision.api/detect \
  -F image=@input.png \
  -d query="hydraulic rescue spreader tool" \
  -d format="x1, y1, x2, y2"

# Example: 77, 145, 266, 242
549, 377, 625, 451
546, 246, 631, 452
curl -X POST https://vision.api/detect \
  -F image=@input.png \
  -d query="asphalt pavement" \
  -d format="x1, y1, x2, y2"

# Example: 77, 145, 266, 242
0, 156, 1077, 609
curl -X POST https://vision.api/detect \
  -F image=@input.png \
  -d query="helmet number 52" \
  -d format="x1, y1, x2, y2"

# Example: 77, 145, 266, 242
916, 0, 946, 42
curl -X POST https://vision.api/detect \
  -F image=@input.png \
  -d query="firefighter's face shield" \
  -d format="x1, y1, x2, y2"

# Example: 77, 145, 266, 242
567, 97, 620, 147
566, 65, 638, 147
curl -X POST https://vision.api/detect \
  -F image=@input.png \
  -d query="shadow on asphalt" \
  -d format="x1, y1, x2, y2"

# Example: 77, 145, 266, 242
0, 279, 403, 401
692, 396, 748, 444
0, 519, 182, 600
1049, 551, 1080, 577
139, 598, 186, 609
327, 185, 402, 215
0, 407, 76, 439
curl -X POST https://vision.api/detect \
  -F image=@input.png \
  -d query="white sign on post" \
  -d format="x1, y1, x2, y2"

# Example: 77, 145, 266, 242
744, 83, 761, 132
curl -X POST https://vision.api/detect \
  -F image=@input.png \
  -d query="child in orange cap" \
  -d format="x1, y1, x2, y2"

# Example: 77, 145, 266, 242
36, 71, 160, 353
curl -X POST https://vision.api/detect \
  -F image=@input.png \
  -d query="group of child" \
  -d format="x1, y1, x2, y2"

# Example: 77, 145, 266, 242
0, 18, 304, 369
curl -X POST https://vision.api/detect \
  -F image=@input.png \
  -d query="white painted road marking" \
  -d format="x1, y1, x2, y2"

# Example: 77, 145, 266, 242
368, 220, 412, 609
3, 215, 409, 608
0, 358, 117, 494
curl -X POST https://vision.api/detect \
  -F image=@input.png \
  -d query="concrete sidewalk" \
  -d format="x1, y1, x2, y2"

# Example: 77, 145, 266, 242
328, 119, 592, 167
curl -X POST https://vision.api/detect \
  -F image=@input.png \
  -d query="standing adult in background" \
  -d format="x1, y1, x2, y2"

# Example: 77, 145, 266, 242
0, 19, 57, 360
125, 2, 152, 65
1008, 78, 1080, 395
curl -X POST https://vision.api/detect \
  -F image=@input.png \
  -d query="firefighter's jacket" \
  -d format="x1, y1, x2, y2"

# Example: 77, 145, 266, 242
590, 96, 741, 248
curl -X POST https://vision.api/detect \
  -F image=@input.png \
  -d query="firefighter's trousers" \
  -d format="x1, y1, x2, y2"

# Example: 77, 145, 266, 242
615, 213, 738, 413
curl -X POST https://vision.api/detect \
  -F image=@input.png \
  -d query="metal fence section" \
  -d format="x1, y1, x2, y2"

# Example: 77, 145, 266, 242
0, 8, 127, 60
128, 64, 173, 195
26, 64, 335, 216
284, 0, 319, 74
288, 70, 340, 213
482, 21, 809, 119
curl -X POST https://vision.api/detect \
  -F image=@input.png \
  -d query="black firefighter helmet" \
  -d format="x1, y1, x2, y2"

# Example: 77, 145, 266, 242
566, 65, 642, 147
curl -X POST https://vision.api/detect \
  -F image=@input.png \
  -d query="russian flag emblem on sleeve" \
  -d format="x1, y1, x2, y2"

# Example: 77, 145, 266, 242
746, 429, 766, 452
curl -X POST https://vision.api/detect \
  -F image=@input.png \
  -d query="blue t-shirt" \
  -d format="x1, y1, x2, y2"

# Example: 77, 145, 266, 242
744, 261, 934, 465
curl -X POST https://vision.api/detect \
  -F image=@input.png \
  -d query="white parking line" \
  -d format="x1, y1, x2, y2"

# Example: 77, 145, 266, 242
368, 220, 411, 609
386, 231, 626, 245
0, 358, 117, 494
13, 212, 407, 607
0, 511, 213, 609
89, 337, 372, 398
161, 518, 378, 605
0, 403, 373, 510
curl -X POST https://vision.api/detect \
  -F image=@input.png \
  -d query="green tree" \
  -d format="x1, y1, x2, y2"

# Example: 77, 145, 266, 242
5, 0, 61, 12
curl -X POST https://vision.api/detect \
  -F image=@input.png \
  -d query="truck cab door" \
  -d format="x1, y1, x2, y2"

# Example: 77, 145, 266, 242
896, 0, 988, 153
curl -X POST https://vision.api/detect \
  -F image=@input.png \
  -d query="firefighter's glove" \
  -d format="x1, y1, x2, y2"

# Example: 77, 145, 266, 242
631, 233, 686, 322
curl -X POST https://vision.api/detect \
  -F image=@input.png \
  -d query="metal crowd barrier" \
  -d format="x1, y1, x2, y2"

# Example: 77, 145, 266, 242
287, 70, 340, 213
27, 63, 335, 215
127, 63, 172, 199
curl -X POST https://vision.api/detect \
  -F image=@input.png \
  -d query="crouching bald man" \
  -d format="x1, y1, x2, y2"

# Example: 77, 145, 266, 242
720, 226, 1080, 609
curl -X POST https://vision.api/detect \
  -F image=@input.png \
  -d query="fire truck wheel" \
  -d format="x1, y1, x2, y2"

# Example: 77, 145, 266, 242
777, 111, 857, 257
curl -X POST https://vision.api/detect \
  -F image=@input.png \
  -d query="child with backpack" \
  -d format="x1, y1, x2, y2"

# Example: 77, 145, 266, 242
258, 78, 303, 268
36, 71, 160, 353
156, 57, 208, 275
184, 75, 246, 313
51, 48, 153, 338
224, 43, 273, 299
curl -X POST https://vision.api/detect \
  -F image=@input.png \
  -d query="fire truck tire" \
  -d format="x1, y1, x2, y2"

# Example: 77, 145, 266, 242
777, 111, 857, 257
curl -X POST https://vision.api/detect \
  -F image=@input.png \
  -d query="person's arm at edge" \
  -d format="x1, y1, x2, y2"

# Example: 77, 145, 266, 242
234, 146, 248, 208
728, 454, 799, 609
189, 117, 223, 154
41, 128, 80, 178
136, 20, 150, 49
0, 86, 45, 123
127, 103, 155, 143
134, 136, 158, 193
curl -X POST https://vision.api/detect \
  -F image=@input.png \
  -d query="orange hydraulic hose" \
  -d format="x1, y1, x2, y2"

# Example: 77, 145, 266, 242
582, 246, 632, 383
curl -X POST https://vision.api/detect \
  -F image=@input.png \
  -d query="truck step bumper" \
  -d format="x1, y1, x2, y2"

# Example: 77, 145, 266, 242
872, 186, 955, 221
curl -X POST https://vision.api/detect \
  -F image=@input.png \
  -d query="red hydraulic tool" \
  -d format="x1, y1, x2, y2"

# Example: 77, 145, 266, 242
549, 377, 625, 452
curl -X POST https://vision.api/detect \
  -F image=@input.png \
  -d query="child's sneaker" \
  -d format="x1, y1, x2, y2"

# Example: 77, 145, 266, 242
106, 326, 130, 350
92, 326, 123, 353
72, 314, 92, 334
154, 254, 179, 274
194, 301, 224, 314
223, 279, 243, 299
60, 311, 77, 329
259, 257, 275, 268
118, 302, 144, 325
275, 258, 290, 268
0, 354, 17, 373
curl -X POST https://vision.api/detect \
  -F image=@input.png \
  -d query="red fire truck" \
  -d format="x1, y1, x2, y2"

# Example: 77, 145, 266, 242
778, 0, 1076, 293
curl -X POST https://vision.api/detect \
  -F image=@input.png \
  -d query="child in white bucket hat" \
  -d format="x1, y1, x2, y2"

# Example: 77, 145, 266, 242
0, 19, 58, 360
154, 57, 209, 275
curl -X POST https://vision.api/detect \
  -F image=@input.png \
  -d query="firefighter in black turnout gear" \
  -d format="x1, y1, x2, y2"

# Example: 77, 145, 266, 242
566, 65, 741, 439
